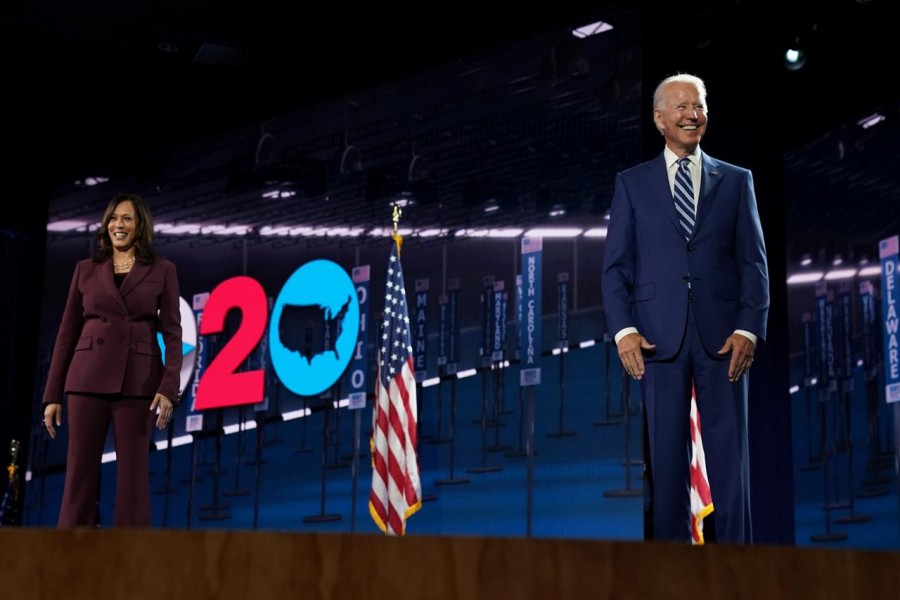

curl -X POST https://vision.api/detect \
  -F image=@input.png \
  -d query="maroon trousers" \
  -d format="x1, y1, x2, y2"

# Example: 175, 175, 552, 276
58, 393, 154, 528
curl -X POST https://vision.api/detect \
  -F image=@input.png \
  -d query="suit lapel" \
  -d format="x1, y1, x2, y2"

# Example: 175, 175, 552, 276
693, 153, 723, 236
118, 260, 150, 300
650, 153, 684, 237
99, 259, 129, 312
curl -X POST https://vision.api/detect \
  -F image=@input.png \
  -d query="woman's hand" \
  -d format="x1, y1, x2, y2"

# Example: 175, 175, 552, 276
150, 393, 175, 430
43, 403, 63, 439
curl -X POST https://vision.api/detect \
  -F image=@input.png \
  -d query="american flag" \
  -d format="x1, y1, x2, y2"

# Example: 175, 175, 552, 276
369, 235, 422, 535
879, 234, 897, 258
689, 389, 714, 544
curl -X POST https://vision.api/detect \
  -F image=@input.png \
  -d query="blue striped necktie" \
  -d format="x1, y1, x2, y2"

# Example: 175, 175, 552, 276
673, 157, 695, 240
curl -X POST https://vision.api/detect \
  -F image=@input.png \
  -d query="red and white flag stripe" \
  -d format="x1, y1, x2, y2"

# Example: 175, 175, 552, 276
369, 356, 421, 535
689, 389, 714, 544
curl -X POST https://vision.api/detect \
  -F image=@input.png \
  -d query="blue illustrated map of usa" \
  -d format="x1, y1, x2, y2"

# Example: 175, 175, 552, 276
269, 260, 360, 397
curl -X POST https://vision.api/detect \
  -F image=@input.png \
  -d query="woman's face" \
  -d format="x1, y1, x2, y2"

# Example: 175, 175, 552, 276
108, 199, 137, 252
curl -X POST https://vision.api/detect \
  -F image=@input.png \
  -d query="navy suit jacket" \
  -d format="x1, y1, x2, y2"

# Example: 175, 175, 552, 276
602, 151, 769, 360
42, 257, 183, 405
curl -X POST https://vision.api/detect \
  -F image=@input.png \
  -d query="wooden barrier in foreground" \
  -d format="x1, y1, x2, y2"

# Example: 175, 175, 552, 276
1, 528, 898, 599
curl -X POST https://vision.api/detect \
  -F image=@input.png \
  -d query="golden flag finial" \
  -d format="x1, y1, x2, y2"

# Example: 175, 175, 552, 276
392, 204, 403, 255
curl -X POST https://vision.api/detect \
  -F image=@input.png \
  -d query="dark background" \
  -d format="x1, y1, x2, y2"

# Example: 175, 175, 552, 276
3, 0, 898, 544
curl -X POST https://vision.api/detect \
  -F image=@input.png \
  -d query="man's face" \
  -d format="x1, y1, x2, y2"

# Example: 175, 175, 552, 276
653, 82, 707, 156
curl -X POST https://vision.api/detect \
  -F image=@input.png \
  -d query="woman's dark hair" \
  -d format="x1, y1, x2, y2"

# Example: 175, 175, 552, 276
92, 193, 157, 264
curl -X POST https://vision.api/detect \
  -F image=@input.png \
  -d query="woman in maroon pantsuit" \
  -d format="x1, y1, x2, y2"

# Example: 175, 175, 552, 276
42, 193, 182, 527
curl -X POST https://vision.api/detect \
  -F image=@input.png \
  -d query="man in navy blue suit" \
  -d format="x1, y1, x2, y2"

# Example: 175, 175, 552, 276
602, 73, 769, 543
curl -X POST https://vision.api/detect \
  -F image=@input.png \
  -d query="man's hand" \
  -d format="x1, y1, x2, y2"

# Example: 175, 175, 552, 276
617, 333, 656, 380
718, 333, 755, 383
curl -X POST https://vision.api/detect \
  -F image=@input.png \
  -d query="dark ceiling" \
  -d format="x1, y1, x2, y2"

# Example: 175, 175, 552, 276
3, 0, 898, 266
24, 2, 647, 242
5, 1, 626, 177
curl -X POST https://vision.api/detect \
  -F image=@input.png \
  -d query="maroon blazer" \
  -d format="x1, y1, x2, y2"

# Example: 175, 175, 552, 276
42, 257, 183, 406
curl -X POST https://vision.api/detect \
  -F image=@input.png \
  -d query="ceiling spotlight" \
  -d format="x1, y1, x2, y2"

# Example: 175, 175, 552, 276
548, 203, 567, 218
857, 113, 886, 129
784, 39, 806, 71
571, 20, 613, 39
82, 176, 109, 187
463, 178, 519, 215
391, 195, 415, 209
536, 187, 579, 219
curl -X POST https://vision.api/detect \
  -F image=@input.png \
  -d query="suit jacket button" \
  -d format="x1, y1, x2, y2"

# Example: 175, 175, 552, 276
682, 276, 690, 283
687, 244, 693, 251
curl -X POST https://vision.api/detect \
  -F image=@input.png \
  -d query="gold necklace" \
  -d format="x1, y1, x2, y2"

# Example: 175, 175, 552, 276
113, 256, 135, 271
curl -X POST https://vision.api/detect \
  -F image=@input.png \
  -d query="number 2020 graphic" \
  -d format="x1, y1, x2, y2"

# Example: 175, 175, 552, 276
193, 260, 360, 410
